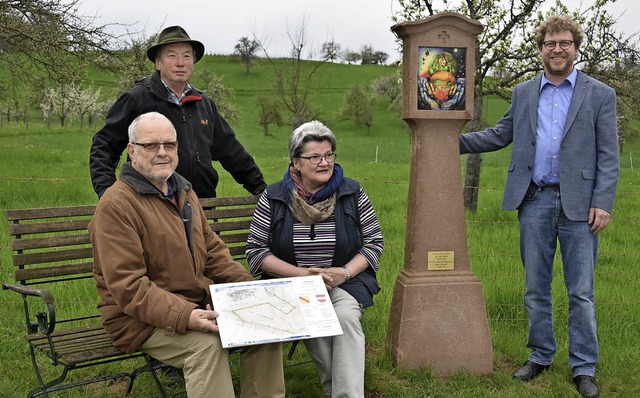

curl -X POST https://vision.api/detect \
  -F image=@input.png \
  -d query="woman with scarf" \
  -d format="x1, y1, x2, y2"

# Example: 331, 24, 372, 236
246, 120, 384, 398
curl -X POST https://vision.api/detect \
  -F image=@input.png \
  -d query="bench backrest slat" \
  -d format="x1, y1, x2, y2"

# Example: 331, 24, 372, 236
13, 247, 93, 267
10, 219, 92, 237
11, 233, 91, 251
227, 245, 248, 257
210, 220, 253, 233
202, 207, 257, 220
218, 232, 250, 245
6, 205, 97, 221
15, 262, 93, 282
199, 196, 258, 207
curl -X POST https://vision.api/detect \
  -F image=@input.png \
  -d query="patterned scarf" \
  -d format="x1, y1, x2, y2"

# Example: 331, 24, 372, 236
282, 163, 344, 225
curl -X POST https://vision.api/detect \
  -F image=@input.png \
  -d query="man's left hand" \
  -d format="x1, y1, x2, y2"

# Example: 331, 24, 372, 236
589, 207, 611, 234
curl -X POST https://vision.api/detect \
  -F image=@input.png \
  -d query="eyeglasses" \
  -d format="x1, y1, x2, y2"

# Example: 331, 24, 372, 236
542, 40, 574, 50
298, 153, 337, 164
133, 141, 179, 152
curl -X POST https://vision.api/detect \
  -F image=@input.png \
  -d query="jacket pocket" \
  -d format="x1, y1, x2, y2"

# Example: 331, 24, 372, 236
582, 169, 596, 180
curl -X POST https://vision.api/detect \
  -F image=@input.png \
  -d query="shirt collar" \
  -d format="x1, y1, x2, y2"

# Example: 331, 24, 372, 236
540, 67, 578, 91
160, 79, 193, 104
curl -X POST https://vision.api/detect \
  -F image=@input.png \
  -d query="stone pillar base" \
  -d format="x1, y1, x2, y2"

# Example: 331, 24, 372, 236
386, 270, 493, 375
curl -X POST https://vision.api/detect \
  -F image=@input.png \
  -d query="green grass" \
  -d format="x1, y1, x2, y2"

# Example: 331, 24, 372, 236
1, 55, 639, 397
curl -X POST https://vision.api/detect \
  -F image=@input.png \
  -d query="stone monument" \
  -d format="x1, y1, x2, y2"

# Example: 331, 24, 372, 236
385, 12, 493, 376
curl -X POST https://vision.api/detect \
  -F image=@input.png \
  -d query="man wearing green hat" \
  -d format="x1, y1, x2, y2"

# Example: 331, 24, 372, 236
89, 25, 272, 386
90, 25, 267, 200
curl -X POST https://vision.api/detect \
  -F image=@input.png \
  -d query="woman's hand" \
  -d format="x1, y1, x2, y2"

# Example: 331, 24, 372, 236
317, 254, 370, 290
307, 267, 335, 290
325, 267, 349, 289
309, 267, 348, 290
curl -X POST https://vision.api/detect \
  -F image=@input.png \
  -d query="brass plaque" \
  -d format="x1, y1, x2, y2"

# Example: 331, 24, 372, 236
427, 251, 455, 270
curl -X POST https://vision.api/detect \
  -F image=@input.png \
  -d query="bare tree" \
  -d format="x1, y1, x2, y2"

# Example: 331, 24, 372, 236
234, 36, 260, 74
358, 45, 388, 65
360, 45, 376, 64
342, 49, 361, 65
340, 83, 375, 134
322, 40, 342, 62
255, 15, 324, 128
256, 96, 284, 136
373, 51, 389, 65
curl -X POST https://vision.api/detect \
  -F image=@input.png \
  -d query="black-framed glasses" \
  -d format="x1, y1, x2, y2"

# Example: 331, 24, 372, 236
542, 40, 574, 50
133, 141, 179, 152
298, 153, 337, 164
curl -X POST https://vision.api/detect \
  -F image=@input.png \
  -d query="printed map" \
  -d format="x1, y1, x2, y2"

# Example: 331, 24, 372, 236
210, 275, 343, 348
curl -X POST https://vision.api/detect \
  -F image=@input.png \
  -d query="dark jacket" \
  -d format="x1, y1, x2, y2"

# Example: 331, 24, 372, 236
89, 163, 254, 353
265, 178, 380, 307
89, 71, 266, 199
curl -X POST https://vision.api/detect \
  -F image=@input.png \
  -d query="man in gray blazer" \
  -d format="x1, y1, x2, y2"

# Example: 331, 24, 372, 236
459, 15, 618, 398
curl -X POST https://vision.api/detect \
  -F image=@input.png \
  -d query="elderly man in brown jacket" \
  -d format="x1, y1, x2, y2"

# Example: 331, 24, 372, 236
89, 111, 284, 398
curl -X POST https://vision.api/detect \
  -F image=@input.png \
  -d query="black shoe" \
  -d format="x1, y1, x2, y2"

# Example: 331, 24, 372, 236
512, 360, 550, 381
150, 359, 184, 384
159, 365, 184, 383
574, 375, 600, 398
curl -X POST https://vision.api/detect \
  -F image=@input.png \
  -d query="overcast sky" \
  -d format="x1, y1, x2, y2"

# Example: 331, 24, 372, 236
77, 0, 638, 63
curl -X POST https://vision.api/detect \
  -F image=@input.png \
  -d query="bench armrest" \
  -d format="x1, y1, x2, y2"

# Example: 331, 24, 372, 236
3, 283, 56, 334
3, 283, 54, 303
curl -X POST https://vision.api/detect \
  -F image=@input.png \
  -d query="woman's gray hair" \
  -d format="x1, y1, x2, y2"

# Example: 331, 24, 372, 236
128, 111, 176, 143
289, 120, 336, 161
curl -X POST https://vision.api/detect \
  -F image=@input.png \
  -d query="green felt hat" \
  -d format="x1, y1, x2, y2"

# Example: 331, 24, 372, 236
147, 25, 205, 63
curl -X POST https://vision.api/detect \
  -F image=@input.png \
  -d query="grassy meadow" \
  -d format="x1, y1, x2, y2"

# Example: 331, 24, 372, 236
1, 56, 639, 397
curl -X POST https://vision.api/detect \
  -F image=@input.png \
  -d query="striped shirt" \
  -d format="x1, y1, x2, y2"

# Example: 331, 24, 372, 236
247, 187, 384, 276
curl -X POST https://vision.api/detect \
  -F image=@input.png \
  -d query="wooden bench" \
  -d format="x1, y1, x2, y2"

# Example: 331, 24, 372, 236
3, 195, 263, 397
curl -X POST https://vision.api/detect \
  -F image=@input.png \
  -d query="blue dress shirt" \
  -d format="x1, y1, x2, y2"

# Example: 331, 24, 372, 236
532, 68, 578, 186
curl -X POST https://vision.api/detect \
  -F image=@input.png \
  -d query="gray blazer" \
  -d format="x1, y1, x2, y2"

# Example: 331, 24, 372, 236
459, 70, 619, 221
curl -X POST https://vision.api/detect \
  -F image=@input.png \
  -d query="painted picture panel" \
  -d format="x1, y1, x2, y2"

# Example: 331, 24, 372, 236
417, 47, 467, 110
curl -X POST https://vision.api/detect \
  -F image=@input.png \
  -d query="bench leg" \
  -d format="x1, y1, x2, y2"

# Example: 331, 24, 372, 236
284, 340, 314, 370
27, 345, 60, 398
126, 354, 168, 397
287, 340, 299, 360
